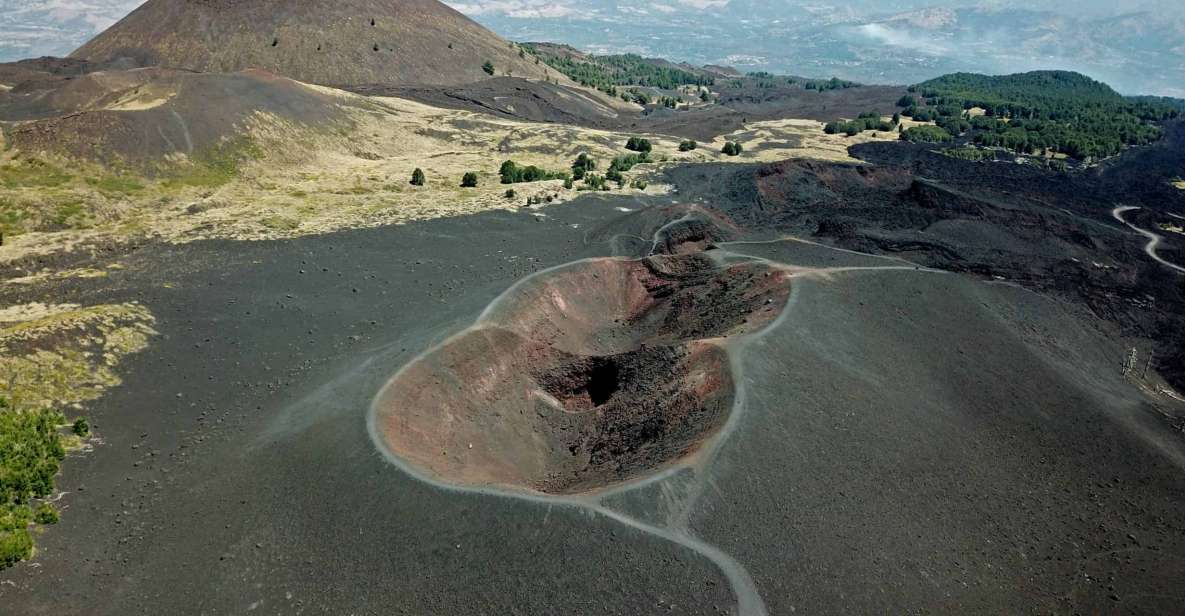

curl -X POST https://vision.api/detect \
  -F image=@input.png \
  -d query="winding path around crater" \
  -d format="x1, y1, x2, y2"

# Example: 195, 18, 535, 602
1113, 206, 1185, 275
367, 221, 945, 616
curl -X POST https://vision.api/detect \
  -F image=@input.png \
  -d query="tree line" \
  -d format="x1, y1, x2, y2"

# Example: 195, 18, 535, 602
521, 45, 712, 96
901, 71, 1179, 159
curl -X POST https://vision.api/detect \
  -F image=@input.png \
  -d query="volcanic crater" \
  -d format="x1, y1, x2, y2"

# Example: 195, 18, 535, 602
374, 252, 792, 495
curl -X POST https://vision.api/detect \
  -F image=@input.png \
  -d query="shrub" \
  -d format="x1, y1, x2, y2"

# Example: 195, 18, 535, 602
499, 161, 566, 184
460, 172, 479, 188
0, 402, 70, 570
608, 153, 649, 174
0, 529, 32, 569
625, 137, 653, 153
33, 503, 58, 525
0, 503, 31, 532
722, 142, 743, 156
678, 140, 698, 152
482, 61, 495, 76
943, 147, 995, 162
1, 407, 67, 505
571, 153, 596, 179
824, 112, 894, 137
563, 177, 574, 190
410, 168, 425, 186
581, 174, 608, 191
72, 418, 89, 437
628, 90, 651, 105
504, 189, 517, 199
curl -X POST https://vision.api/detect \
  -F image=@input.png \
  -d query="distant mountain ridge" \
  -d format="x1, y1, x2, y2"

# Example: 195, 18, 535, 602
454, 3, 1185, 98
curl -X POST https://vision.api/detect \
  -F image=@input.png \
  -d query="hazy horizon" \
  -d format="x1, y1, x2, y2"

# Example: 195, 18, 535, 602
2, 0, 1182, 96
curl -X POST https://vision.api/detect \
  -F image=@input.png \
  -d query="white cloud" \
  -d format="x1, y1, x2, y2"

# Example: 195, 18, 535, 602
851, 22, 949, 55
447, 1, 584, 19
675, 0, 731, 8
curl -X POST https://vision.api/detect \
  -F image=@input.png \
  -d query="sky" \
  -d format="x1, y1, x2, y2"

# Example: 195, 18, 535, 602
443, 0, 1182, 18
2, 0, 1182, 95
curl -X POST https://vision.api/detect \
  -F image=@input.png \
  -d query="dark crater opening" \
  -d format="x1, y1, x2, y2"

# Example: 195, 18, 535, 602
586, 359, 620, 407
536, 356, 624, 410
652, 216, 736, 255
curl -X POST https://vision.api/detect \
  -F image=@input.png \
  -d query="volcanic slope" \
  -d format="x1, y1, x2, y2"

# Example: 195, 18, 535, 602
70, 0, 556, 87
0, 67, 350, 169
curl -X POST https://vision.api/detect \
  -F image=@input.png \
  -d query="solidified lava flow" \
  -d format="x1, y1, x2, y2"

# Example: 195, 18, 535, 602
375, 252, 792, 495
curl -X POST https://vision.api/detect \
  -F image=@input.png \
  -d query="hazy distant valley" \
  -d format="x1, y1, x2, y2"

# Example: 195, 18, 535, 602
458, 2, 1185, 97
5, 1, 1183, 97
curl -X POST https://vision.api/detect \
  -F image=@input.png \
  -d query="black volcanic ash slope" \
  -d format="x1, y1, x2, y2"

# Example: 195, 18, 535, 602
70, 0, 555, 87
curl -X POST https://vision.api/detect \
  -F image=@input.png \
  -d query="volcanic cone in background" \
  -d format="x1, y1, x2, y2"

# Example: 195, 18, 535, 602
70, 0, 556, 87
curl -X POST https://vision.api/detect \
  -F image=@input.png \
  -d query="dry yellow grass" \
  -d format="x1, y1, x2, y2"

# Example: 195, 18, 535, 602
710, 117, 908, 164
0, 302, 81, 324
1173, 179, 1185, 191
3, 267, 113, 286
0, 85, 902, 268
0, 302, 157, 409
105, 87, 175, 111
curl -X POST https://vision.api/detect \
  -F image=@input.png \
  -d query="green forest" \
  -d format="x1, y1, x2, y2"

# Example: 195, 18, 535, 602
902, 71, 1179, 159
521, 45, 712, 96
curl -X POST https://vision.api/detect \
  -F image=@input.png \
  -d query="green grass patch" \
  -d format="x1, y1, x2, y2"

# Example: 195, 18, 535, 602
85, 176, 144, 196
161, 137, 263, 190
0, 160, 72, 189
0, 198, 30, 237
50, 199, 86, 228
942, 147, 996, 162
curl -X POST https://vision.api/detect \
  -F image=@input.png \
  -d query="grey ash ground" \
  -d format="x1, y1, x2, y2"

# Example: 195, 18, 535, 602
3, 150, 1185, 613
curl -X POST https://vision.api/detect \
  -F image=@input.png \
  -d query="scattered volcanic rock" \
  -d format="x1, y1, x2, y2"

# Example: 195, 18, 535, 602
70, 0, 556, 87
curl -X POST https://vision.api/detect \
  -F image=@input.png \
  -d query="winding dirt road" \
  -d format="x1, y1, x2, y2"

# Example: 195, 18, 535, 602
1112, 206, 1185, 275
